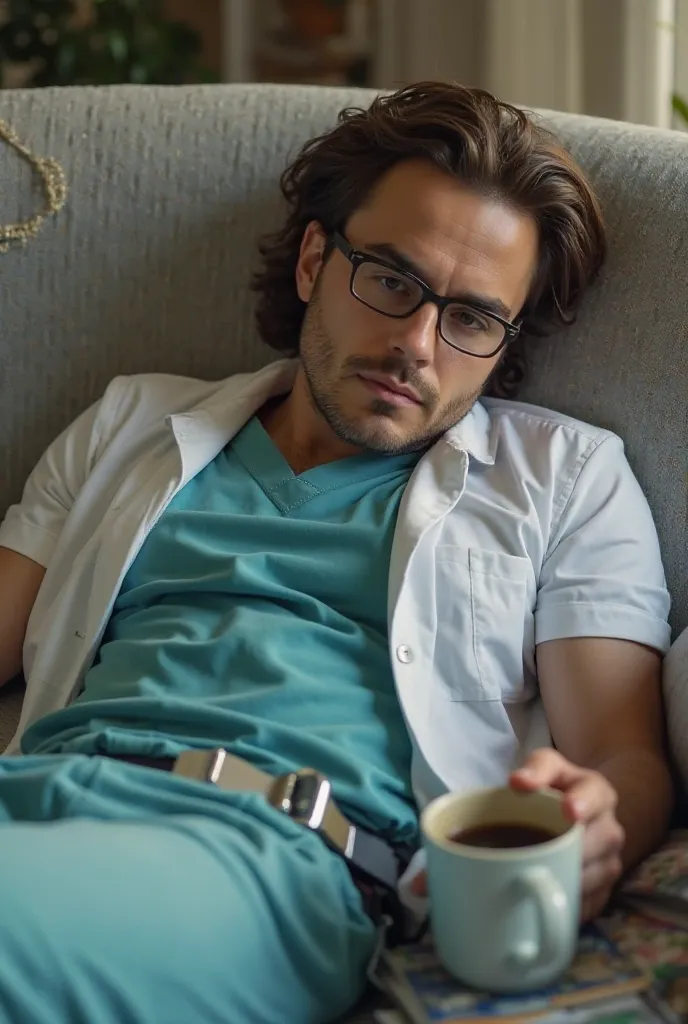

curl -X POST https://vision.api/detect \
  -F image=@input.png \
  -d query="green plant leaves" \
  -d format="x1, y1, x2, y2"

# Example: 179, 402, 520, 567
672, 94, 688, 126
1, 0, 216, 87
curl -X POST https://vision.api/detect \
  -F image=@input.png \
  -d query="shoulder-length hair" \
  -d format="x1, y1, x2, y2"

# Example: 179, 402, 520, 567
252, 82, 606, 397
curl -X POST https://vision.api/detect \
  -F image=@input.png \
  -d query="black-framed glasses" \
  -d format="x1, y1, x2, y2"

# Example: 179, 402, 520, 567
331, 231, 521, 358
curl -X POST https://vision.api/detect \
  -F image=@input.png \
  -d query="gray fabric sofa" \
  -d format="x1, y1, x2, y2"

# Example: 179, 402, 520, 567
1, 79, 686, 747
0, 83, 686, 1017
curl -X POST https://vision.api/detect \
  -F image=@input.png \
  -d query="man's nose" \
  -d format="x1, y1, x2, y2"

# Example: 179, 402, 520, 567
385, 303, 439, 363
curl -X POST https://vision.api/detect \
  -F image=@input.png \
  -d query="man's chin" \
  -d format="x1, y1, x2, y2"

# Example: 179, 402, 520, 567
305, 376, 433, 454
334, 411, 430, 455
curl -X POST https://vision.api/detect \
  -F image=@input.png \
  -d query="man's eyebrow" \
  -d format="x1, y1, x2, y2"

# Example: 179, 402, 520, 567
364, 241, 513, 321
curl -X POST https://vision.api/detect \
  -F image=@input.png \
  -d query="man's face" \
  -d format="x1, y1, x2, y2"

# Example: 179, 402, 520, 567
294, 159, 539, 454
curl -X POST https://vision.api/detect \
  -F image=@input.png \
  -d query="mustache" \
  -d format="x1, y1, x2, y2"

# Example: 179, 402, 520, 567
344, 355, 437, 407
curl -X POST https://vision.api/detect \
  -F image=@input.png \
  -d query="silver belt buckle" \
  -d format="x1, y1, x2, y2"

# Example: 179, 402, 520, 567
268, 768, 331, 830
269, 768, 356, 859
173, 749, 356, 860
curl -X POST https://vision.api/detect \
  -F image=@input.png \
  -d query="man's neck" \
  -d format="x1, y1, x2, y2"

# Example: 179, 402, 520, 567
258, 381, 363, 475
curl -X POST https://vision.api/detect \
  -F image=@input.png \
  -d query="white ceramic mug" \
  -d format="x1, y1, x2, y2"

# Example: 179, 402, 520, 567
421, 786, 583, 993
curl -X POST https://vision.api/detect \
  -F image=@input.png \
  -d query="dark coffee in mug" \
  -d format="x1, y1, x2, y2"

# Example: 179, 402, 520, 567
449, 822, 558, 849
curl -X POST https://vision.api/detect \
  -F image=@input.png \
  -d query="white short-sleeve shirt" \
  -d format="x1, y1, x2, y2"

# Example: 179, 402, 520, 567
0, 359, 671, 809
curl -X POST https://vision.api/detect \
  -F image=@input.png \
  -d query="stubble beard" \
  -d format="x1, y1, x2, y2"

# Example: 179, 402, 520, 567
299, 289, 486, 455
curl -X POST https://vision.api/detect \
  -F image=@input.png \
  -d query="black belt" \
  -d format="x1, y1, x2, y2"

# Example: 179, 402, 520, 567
104, 749, 415, 942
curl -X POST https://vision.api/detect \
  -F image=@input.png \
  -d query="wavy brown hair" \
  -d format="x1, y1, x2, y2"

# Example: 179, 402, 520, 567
252, 82, 606, 398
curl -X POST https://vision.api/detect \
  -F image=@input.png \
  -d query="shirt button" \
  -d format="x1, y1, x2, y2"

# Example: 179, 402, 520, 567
396, 644, 414, 664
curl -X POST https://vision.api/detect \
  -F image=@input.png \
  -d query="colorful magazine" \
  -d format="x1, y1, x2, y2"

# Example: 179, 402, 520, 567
372, 925, 651, 1024
600, 909, 688, 1023
374, 999, 663, 1024
618, 830, 688, 930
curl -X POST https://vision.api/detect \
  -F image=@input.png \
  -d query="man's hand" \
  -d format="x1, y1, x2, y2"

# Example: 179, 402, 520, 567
510, 748, 625, 922
409, 748, 625, 921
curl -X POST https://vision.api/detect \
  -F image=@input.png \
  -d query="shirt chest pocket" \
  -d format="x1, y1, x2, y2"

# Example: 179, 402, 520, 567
434, 546, 531, 702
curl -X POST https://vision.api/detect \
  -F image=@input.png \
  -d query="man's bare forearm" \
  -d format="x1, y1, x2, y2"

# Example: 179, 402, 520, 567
595, 748, 673, 871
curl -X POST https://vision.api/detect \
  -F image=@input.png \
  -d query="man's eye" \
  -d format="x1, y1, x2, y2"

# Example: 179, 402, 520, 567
375, 274, 410, 296
451, 308, 490, 332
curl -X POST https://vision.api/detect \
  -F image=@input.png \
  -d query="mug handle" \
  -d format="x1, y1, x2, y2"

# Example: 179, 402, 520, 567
508, 866, 570, 969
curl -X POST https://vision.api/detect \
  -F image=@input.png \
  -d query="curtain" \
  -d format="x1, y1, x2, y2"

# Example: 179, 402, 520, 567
369, 0, 678, 128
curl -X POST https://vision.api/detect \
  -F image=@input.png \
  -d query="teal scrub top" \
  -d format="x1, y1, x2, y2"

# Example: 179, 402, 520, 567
22, 417, 423, 841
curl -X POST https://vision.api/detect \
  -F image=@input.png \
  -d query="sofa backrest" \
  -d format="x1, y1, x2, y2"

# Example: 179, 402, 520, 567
0, 83, 686, 633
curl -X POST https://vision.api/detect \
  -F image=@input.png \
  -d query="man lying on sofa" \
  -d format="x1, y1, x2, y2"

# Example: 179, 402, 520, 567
0, 82, 673, 1023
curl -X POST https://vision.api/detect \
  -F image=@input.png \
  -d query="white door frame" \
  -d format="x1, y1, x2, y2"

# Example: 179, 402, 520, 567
622, 0, 676, 127
221, 0, 255, 82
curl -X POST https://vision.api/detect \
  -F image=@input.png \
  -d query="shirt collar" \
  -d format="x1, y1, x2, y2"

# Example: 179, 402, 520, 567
442, 401, 496, 465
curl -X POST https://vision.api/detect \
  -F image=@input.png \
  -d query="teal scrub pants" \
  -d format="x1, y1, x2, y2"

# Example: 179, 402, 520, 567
0, 754, 377, 1024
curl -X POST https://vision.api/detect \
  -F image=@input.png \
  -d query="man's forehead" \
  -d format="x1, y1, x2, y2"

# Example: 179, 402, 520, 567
357, 159, 484, 222
351, 162, 535, 264
349, 209, 536, 289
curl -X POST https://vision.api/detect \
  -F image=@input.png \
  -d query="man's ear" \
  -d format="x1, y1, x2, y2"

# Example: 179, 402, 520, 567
482, 343, 521, 399
295, 221, 328, 303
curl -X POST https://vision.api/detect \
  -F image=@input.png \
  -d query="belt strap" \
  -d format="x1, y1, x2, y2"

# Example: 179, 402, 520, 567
174, 749, 405, 893
112, 749, 407, 895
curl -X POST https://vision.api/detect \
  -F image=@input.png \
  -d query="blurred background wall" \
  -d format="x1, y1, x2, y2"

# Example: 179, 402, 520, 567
2, 0, 687, 129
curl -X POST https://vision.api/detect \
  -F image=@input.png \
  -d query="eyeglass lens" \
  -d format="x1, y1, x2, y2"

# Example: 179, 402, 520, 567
352, 261, 505, 355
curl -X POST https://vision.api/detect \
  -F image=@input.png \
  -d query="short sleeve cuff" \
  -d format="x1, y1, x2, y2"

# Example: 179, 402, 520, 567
0, 514, 59, 569
535, 602, 672, 654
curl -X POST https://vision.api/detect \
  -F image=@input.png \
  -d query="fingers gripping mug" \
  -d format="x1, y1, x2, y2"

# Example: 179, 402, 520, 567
420, 786, 584, 993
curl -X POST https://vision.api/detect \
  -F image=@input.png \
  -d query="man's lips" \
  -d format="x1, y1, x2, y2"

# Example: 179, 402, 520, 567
356, 373, 422, 406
